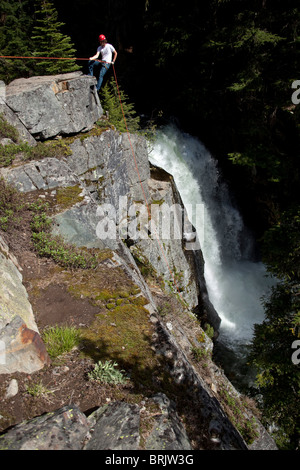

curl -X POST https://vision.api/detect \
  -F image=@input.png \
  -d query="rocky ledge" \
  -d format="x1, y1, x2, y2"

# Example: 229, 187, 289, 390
0, 394, 193, 451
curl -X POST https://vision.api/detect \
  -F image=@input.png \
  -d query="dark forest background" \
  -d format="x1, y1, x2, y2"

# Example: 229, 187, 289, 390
0, 0, 299, 449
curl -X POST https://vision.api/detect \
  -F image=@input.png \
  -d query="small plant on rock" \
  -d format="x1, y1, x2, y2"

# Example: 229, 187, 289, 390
0, 178, 24, 231
0, 114, 19, 142
191, 345, 210, 362
88, 360, 128, 385
204, 323, 214, 340
29, 200, 99, 269
25, 380, 53, 399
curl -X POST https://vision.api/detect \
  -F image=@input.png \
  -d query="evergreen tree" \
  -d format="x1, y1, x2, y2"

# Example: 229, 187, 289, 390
249, 280, 300, 449
31, 0, 80, 75
0, 0, 35, 83
99, 78, 140, 133
248, 190, 300, 449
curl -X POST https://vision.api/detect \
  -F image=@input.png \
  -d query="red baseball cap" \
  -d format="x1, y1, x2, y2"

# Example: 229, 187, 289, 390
99, 34, 106, 41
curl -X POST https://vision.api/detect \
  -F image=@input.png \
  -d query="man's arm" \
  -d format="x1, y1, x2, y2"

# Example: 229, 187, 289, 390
111, 49, 118, 64
89, 51, 100, 60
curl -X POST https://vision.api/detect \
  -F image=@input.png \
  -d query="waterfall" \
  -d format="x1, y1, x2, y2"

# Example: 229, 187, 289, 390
148, 124, 274, 384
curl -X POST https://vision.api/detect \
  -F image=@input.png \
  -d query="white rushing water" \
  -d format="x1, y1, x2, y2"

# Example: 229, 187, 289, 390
148, 124, 274, 355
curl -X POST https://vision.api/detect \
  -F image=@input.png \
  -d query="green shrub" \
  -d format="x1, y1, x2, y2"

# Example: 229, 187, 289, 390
204, 323, 214, 339
0, 143, 26, 167
0, 114, 19, 142
88, 360, 128, 385
0, 138, 72, 168
0, 178, 24, 231
32, 231, 98, 269
191, 346, 210, 361
23, 140, 72, 161
26, 381, 52, 398
42, 325, 81, 359
29, 201, 99, 269
31, 212, 52, 233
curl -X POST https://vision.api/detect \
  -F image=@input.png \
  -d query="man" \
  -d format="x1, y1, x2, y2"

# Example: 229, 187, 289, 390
88, 34, 117, 91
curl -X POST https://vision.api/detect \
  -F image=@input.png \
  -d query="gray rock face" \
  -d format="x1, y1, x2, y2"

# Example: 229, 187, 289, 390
151, 315, 249, 450
50, 131, 151, 251
5, 379, 19, 399
0, 405, 89, 450
0, 157, 79, 192
130, 171, 200, 310
59, 132, 202, 311
0, 397, 192, 450
53, 199, 108, 249
84, 402, 140, 450
145, 393, 192, 450
66, 131, 151, 206
5, 72, 102, 139
249, 422, 279, 450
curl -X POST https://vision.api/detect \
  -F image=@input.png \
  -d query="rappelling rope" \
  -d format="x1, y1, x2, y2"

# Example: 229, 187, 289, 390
0, 55, 91, 61
0, 54, 186, 303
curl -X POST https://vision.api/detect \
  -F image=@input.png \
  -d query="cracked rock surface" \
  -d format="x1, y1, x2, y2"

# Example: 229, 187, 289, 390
5, 72, 102, 140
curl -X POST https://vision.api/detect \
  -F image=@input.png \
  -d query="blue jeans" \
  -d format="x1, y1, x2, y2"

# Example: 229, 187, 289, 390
88, 60, 111, 91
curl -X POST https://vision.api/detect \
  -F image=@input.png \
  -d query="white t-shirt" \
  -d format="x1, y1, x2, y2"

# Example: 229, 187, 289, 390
97, 44, 116, 63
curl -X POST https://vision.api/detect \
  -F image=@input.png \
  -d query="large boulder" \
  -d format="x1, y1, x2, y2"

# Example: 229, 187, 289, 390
0, 235, 37, 332
0, 235, 50, 374
5, 72, 102, 140
51, 131, 151, 250
0, 315, 50, 374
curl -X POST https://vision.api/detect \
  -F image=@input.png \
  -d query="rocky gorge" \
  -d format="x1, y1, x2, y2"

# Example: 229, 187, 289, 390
0, 71, 277, 450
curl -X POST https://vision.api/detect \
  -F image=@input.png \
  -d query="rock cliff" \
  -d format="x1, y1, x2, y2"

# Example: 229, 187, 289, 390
0, 72, 277, 450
